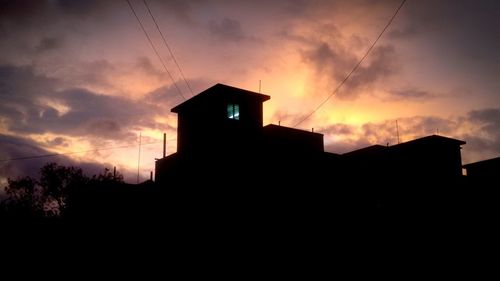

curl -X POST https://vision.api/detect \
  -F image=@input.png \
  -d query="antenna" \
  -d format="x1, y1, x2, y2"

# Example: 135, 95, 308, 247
163, 133, 166, 157
137, 132, 141, 184
396, 120, 400, 144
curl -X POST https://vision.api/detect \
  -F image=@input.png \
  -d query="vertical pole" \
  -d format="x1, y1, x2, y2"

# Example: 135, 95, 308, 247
113, 166, 116, 180
396, 120, 400, 144
150, 171, 153, 181
137, 132, 141, 184
163, 133, 166, 158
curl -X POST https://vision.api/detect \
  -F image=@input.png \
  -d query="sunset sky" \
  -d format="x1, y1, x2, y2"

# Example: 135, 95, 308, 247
1, 0, 499, 185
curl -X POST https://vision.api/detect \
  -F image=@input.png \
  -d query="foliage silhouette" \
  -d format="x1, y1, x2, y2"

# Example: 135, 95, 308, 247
1, 162, 125, 222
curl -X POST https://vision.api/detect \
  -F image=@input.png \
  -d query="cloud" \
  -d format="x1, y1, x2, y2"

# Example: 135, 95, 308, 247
149, 0, 195, 24
56, 0, 104, 18
322, 115, 460, 154
0, 0, 49, 26
468, 108, 500, 132
402, 0, 500, 84
301, 41, 398, 99
60, 59, 117, 90
208, 18, 250, 42
464, 108, 500, 159
320, 124, 354, 136
345, 45, 397, 93
36, 36, 64, 52
135, 57, 164, 80
388, 24, 419, 39
0, 64, 160, 140
0, 134, 105, 182
45, 137, 68, 147
384, 88, 435, 102
269, 110, 316, 128
321, 109, 500, 164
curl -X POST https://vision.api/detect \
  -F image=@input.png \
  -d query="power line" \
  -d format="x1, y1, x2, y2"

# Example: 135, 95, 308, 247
0, 140, 176, 163
142, 0, 194, 96
294, 0, 407, 128
125, 0, 186, 101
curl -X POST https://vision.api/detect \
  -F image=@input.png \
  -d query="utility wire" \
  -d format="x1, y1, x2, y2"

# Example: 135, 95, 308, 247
142, 0, 194, 96
0, 140, 177, 163
125, 0, 186, 100
294, 0, 407, 128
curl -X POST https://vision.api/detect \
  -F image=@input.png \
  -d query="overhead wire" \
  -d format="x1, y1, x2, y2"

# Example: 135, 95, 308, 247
0, 139, 177, 163
125, 0, 186, 100
293, 0, 407, 128
1, 1, 189, 166
142, 0, 194, 96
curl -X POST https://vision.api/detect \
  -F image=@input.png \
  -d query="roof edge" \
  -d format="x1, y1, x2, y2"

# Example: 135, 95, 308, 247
171, 83, 271, 113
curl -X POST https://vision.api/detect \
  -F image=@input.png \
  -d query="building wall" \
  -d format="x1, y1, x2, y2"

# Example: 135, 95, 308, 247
176, 96, 264, 154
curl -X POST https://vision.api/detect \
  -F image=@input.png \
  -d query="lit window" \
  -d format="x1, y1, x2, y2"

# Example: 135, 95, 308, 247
227, 103, 239, 120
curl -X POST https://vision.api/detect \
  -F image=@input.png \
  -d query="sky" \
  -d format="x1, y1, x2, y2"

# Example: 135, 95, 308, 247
1, 0, 499, 185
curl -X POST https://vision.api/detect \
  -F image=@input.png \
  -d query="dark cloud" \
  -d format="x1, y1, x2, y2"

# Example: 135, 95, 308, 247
135, 57, 164, 80
56, 0, 103, 18
303, 42, 346, 76
389, 24, 419, 39
465, 108, 500, 158
405, 0, 500, 80
468, 108, 500, 132
302, 42, 397, 99
45, 137, 68, 147
1, 0, 111, 20
66, 60, 116, 90
208, 18, 249, 42
0, 0, 49, 26
0, 134, 105, 182
283, 0, 314, 16
150, 0, 195, 24
398, 116, 457, 137
346, 45, 397, 92
322, 116, 459, 154
146, 78, 212, 106
146, 85, 186, 107
0, 64, 158, 140
322, 109, 500, 163
0, 64, 57, 97
36, 36, 64, 52
385, 88, 435, 101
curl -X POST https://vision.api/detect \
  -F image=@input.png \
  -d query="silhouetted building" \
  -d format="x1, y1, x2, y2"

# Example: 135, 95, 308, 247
155, 83, 474, 219
155, 84, 328, 187
157, 84, 466, 186
171, 84, 270, 155
464, 156, 500, 181
343, 135, 465, 183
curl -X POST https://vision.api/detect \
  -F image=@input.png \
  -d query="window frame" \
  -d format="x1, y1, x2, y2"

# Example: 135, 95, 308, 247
227, 103, 240, 120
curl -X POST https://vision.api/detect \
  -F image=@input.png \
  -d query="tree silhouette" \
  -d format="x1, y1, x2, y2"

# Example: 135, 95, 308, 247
38, 163, 88, 216
1, 163, 125, 221
1, 176, 44, 220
